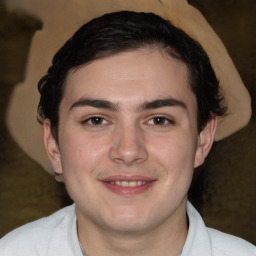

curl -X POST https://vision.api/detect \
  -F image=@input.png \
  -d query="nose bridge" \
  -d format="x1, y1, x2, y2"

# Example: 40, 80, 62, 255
109, 119, 148, 165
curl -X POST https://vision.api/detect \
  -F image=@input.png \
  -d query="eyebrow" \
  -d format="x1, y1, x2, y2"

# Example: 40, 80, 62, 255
138, 98, 187, 111
69, 98, 118, 111
69, 97, 187, 112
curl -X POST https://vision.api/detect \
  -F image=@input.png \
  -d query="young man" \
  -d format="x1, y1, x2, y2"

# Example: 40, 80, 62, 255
0, 11, 255, 256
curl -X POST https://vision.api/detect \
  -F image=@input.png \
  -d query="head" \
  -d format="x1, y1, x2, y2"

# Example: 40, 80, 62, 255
37, 11, 226, 141
38, 11, 227, 236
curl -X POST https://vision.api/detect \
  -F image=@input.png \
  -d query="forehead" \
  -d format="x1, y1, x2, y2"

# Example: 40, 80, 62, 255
61, 49, 196, 111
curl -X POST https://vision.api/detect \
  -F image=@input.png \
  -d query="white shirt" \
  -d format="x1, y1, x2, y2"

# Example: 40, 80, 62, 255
0, 201, 255, 255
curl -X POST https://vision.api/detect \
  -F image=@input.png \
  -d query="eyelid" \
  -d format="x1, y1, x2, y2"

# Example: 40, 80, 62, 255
81, 115, 110, 126
145, 115, 175, 126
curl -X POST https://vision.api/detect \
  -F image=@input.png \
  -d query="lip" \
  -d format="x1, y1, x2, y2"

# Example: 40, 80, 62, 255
99, 175, 157, 196
100, 175, 155, 182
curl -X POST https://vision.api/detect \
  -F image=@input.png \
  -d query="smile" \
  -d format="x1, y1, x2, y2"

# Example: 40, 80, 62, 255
109, 181, 148, 187
100, 176, 156, 196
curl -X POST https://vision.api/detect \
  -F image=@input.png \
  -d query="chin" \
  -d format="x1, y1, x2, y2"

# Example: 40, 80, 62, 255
103, 209, 153, 233
109, 220, 149, 233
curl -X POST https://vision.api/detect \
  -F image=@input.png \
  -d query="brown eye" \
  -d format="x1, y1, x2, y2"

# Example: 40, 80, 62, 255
147, 116, 174, 126
153, 117, 167, 125
90, 117, 104, 125
83, 116, 107, 126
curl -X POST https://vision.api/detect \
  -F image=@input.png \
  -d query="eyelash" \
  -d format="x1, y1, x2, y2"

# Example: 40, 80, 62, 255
82, 116, 109, 126
147, 116, 175, 126
81, 115, 175, 127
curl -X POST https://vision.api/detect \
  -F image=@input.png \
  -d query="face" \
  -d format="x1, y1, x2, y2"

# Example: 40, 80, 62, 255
44, 49, 216, 234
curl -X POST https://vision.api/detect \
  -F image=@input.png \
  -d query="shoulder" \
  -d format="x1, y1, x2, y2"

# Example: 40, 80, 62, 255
0, 204, 76, 255
207, 228, 256, 256
185, 201, 255, 256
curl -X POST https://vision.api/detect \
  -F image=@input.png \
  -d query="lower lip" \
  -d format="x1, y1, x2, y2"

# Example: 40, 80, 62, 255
101, 181, 156, 196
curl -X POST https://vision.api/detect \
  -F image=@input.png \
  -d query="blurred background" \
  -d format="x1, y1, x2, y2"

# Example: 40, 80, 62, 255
0, 0, 255, 244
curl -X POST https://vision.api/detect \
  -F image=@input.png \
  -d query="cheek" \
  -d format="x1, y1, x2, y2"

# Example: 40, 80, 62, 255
149, 132, 197, 169
59, 132, 109, 175
59, 134, 110, 204
148, 131, 197, 196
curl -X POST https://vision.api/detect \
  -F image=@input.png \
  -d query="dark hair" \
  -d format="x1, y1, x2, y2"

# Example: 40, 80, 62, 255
37, 11, 226, 140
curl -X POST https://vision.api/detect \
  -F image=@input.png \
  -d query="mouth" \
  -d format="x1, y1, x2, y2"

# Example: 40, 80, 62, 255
99, 175, 156, 196
109, 180, 149, 187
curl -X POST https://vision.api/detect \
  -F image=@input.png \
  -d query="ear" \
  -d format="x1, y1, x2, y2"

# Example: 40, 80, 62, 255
43, 119, 63, 175
194, 118, 217, 168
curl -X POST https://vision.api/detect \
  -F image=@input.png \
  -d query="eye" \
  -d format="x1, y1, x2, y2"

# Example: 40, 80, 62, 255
147, 116, 174, 126
82, 116, 108, 126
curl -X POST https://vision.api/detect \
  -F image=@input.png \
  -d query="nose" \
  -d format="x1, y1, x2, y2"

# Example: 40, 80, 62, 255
109, 123, 148, 166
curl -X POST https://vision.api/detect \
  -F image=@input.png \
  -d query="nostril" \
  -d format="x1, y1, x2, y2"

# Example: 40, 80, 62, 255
109, 126, 148, 165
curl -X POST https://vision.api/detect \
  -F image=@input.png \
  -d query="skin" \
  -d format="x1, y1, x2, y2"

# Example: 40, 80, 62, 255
44, 49, 216, 256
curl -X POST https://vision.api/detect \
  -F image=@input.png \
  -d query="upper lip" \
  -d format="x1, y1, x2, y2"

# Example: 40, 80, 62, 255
99, 175, 157, 182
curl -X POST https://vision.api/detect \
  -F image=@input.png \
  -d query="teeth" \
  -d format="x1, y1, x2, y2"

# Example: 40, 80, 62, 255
129, 181, 137, 187
110, 181, 148, 187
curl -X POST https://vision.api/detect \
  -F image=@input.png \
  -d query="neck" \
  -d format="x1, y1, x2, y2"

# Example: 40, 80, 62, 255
76, 201, 188, 256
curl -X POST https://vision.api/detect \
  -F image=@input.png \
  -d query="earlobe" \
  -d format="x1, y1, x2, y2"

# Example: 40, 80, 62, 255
43, 119, 63, 175
194, 118, 217, 168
